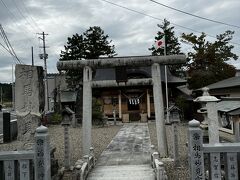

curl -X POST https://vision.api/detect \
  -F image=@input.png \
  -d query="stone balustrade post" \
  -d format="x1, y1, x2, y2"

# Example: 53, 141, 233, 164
83, 155, 90, 172
155, 159, 167, 180
151, 152, 159, 168
34, 125, 51, 180
188, 119, 205, 180
89, 147, 95, 166
89, 147, 94, 156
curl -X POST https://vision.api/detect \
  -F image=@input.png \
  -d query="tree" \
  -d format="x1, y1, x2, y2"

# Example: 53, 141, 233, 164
59, 26, 116, 88
182, 30, 238, 89
83, 26, 117, 59
0, 83, 12, 103
149, 19, 184, 76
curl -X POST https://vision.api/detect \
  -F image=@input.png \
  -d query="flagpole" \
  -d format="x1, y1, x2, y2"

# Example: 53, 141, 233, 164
164, 34, 170, 124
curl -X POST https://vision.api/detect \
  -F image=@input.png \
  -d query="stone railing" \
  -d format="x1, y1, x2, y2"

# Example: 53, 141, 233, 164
188, 119, 240, 180
72, 147, 96, 180
151, 146, 168, 180
0, 125, 51, 180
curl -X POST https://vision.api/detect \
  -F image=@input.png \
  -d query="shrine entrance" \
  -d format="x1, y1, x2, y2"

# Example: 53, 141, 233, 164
125, 89, 145, 121
57, 55, 186, 157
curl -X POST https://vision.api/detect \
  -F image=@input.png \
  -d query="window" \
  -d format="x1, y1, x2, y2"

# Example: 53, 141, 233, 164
219, 112, 234, 134
220, 113, 231, 129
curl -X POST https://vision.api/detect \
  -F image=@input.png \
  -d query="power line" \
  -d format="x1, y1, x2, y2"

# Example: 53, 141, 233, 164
0, 41, 14, 55
0, 0, 38, 46
99, 0, 204, 33
18, 0, 43, 32
0, 24, 23, 64
12, 0, 39, 32
99, 0, 240, 46
150, 0, 240, 29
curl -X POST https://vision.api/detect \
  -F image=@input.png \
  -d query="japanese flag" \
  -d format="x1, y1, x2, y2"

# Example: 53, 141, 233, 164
155, 37, 165, 49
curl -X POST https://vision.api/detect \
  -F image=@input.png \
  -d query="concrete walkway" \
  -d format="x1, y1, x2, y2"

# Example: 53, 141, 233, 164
88, 123, 155, 180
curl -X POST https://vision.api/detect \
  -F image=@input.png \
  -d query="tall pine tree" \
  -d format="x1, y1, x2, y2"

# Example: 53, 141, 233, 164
59, 26, 116, 88
149, 19, 184, 76
182, 30, 238, 89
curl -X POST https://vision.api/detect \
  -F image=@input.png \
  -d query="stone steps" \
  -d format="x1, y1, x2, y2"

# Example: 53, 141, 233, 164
87, 124, 155, 180
87, 164, 155, 180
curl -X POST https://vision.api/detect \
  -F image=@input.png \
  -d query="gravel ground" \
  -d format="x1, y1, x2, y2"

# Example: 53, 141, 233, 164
1, 121, 190, 179
148, 121, 190, 180
0, 123, 122, 167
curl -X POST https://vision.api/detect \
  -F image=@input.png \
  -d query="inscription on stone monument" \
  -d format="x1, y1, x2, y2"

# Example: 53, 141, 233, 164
15, 64, 44, 141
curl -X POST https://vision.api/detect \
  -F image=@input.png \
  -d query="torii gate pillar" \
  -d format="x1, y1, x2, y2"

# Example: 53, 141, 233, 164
82, 66, 92, 156
152, 63, 168, 157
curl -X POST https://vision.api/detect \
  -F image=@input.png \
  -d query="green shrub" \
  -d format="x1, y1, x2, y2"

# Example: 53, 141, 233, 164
92, 97, 103, 125
49, 113, 62, 124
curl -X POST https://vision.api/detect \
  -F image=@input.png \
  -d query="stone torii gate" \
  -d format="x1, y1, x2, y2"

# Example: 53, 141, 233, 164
57, 55, 186, 157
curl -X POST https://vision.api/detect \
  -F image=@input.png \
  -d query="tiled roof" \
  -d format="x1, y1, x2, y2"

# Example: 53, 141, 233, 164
94, 66, 186, 84
216, 100, 240, 112
206, 76, 240, 90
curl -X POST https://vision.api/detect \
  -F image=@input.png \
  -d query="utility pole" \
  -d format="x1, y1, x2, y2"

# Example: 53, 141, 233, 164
31, 46, 34, 66
1, 86, 3, 105
12, 64, 15, 111
38, 32, 49, 113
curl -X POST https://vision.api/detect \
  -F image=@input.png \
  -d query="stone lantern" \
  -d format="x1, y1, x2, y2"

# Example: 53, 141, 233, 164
168, 105, 181, 123
194, 87, 220, 144
168, 105, 180, 167
61, 107, 71, 170
62, 109, 71, 126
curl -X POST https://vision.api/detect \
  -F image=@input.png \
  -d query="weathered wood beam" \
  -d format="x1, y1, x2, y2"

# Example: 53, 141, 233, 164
57, 55, 186, 70
92, 78, 152, 88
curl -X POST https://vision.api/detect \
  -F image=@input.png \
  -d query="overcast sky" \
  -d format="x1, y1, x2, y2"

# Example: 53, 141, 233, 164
0, 0, 239, 82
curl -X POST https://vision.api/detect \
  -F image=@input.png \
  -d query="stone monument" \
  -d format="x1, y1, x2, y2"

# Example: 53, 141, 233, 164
15, 64, 44, 142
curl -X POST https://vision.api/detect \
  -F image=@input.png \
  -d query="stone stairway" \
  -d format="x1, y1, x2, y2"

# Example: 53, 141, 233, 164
88, 164, 154, 180
87, 123, 155, 180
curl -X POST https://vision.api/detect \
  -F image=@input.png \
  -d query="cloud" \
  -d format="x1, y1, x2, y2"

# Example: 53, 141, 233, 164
0, 0, 239, 82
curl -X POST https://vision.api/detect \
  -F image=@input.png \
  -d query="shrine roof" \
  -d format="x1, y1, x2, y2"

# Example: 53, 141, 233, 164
93, 66, 186, 84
